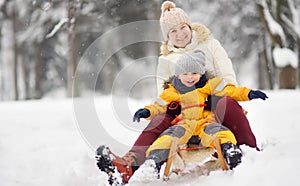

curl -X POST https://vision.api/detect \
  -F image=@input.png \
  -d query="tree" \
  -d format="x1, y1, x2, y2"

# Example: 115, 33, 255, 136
180, 0, 267, 88
256, 0, 300, 89
0, 0, 18, 100
67, 0, 81, 97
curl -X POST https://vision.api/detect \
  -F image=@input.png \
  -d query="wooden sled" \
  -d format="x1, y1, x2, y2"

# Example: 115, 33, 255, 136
163, 137, 229, 181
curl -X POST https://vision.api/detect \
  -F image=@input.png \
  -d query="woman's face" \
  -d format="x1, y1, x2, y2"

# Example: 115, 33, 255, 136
178, 72, 201, 87
168, 23, 192, 48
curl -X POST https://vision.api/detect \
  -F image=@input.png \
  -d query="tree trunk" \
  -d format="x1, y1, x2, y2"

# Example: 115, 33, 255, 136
262, 34, 274, 89
297, 37, 300, 89
33, 42, 42, 99
19, 54, 30, 100
67, 0, 80, 97
1, 17, 18, 100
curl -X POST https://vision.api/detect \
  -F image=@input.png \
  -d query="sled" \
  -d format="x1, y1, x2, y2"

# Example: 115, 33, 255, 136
163, 136, 229, 181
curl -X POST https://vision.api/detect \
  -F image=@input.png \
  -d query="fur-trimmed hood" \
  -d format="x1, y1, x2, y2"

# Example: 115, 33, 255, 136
160, 23, 211, 56
162, 76, 175, 90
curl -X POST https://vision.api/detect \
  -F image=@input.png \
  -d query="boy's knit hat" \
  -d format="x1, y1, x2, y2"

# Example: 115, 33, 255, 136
160, 1, 192, 40
175, 50, 206, 76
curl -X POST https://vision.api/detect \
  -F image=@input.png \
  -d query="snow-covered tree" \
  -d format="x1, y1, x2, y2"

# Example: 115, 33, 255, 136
0, 0, 68, 100
256, 0, 300, 89
182, 0, 263, 88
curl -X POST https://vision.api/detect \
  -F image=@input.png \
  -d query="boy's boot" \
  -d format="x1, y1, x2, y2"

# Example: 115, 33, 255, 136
221, 143, 242, 169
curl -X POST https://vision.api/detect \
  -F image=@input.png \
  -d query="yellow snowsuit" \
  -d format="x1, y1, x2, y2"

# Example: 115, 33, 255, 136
144, 77, 251, 158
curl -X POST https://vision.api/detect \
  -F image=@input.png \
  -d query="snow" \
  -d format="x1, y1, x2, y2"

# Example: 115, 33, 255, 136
273, 47, 298, 68
1, 90, 300, 186
46, 18, 69, 39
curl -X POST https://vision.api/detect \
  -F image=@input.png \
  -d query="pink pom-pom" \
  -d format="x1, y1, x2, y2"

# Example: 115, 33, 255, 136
161, 1, 176, 12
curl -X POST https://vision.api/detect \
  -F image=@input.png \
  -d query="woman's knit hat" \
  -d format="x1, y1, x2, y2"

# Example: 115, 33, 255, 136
175, 50, 206, 76
160, 1, 192, 40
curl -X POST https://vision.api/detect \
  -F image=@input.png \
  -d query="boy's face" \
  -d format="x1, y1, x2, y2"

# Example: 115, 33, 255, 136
168, 23, 192, 48
178, 72, 202, 87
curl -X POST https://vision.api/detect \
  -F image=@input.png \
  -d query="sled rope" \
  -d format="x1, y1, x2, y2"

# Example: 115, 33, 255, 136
176, 146, 208, 152
171, 104, 207, 125
181, 104, 207, 111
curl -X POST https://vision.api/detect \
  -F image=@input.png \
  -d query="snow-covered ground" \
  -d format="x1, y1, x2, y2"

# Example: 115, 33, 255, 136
1, 90, 299, 186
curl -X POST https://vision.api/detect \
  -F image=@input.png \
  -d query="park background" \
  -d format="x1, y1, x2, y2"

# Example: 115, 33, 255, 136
0, 1, 299, 186
0, 0, 299, 100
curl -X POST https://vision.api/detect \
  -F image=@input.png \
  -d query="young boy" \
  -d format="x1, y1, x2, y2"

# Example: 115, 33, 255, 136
96, 50, 267, 184
129, 50, 267, 181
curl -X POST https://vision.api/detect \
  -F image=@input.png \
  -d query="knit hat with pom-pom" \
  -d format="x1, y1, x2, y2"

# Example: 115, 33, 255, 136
160, 1, 192, 40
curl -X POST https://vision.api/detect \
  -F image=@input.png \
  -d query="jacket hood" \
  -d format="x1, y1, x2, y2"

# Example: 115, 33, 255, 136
160, 23, 211, 55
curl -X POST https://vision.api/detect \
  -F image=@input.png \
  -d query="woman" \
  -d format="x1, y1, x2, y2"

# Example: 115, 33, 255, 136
156, 0, 258, 150
96, 1, 259, 184
157, 1, 237, 94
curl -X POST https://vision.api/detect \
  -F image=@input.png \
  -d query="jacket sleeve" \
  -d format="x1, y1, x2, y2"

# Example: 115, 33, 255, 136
206, 78, 251, 101
210, 39, 238, 85
144, 100, 167, 120
144, 88, 180, 120
222, 85, 251, 101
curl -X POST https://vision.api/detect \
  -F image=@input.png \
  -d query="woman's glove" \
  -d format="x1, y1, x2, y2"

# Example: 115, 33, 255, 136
248, 90, 268, 100
166, 101, 181, 119
204, 95, 222, 111
133, 108, 150, 122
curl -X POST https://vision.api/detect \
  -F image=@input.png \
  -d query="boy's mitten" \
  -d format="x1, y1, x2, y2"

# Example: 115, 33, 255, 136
248, 90, 268, 100
133, 108, 150, 122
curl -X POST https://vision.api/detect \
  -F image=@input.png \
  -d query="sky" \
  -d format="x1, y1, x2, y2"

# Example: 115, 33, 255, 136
0, 89, 300, 186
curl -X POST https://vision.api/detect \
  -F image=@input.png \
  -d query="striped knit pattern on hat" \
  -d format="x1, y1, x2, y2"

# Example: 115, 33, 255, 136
160, 1, 192, 40
175, 50, 206, 76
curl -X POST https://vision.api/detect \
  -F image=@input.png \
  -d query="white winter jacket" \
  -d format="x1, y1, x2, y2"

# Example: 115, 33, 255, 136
156, 23, 237, 95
